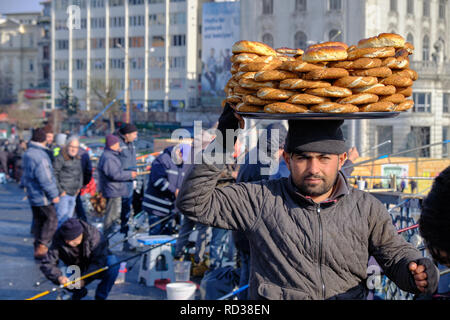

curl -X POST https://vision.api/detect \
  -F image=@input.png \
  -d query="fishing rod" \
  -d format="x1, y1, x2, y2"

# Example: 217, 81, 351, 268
360, 140, 391, 156
343, 139, 450, 170
26, 227, 196, 300
217, 284, 249, 300
79, 91, 124, 137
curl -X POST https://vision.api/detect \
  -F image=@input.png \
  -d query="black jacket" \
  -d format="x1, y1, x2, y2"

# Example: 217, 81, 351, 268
53, 149, 83, 196
40, 220, 111, 284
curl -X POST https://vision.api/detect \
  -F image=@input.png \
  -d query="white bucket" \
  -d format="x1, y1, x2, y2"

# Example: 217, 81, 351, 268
166, 282, 197, 300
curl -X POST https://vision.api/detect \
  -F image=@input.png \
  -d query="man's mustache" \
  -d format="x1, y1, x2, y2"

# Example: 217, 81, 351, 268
304, 175, 325, 180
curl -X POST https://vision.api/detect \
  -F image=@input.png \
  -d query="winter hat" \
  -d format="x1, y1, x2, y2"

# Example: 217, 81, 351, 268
55, 133, 67, 147
60, 218, 84, 241
31, 128, 47, 143
42, 124, 53, 134
105, 134, 120, 149
119, 123, 138, 135
285, 120, 346, 155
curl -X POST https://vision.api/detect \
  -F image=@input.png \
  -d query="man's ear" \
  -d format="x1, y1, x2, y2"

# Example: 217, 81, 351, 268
283, 150, 291, 171
338, 152, 347, 170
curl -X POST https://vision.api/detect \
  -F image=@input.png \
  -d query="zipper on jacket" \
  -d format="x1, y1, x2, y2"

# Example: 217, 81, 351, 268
317, 205, 326, 300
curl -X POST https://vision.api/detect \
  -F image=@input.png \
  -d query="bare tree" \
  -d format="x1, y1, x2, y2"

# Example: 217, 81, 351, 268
6, 104, 42, 132
90, 78, 123, 133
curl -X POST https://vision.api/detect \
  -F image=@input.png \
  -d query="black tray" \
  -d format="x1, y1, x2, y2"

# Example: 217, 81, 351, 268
236, 112, 401, 120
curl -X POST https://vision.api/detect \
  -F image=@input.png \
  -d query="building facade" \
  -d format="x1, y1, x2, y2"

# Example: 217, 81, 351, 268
51, 0, 202, 119
240, 0, 450, 158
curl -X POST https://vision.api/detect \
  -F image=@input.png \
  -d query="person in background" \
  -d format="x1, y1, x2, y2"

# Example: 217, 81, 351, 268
53, 136, 84, 228
143, 143, 191, 235
115, 124, 138, 240
53, 133, 67, 158
98, 134, 136, 243
21, 128, 60, 259
40, 218, 120, 300
12, 139, 27, 183
74, 143, 93, 222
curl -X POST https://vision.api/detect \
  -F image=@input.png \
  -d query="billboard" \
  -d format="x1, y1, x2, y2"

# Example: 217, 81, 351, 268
201, 1, 240, 108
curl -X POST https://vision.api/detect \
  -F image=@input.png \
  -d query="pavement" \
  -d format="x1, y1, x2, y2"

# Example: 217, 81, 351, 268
0, 181, 197, 300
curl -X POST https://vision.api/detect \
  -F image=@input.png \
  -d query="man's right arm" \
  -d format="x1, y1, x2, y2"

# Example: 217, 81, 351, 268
40, 247, 63, 285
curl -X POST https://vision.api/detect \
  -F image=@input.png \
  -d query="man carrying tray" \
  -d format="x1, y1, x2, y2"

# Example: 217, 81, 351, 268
176, 104, 439, 300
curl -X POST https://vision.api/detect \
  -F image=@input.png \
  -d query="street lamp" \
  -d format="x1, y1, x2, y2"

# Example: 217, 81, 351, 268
116, 43, 130, 123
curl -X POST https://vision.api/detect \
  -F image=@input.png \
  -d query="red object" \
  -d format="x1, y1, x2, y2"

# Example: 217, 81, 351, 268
80, 174, 97, 196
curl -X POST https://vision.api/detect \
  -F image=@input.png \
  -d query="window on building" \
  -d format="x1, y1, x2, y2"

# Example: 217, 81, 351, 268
329, 0, 342, 11
92, 58, 105, 70
390, 0, 397, 12
262, 0, 273, 15
91, 0, 105, 8
149, 13, 165, 25
110, 58, 125, 69
172, 34, 186, 46
152, 35, 165, 47
295, 0, 307, 11
129, 15, 145, 27
407, 33, 414, 60
29, 59, 34, 72
423, 0, 430, 17
73, 38, 87, 50
422, 34, 430, 61
169, 78, 184, 89
444, 93, 450, 113
170, 56, 186, 69
131, 79, 145, 90
150, 56, 165, 68
56, 40, 69, 50
129, 0, 144, 4
91, 38, 105, 49
129, 36, 144, 48
149, 0, 164, 4
262, 33, 274, 48
43, 45, 50, 60
110, 37, 125, 48
376, 126, 394, 156
170, 0, 186, 2
443, 127, 450, 156
409, 126, 431, 157
412, 92, 431, 112
329, 29, 342, 42
439, 0, 446, 19
407, 0, 414, 14
76, 79, 85, 89
73, 59, 86, 71
109, 0, 124, 7
148, 99, 164, 111
131, 57, 145, 69
170, 12, 186, 25
150, 78, 164, 90
110, 16, 125, 28
294, 31, 307, 50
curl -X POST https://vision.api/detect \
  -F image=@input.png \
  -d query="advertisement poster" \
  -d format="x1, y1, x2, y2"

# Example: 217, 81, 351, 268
201, 1, 240, 107
381, 164, 409, 189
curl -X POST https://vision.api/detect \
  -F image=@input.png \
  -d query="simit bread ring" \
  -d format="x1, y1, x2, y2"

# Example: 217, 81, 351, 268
252, 55, 277, 63
352, 83, 396, 95
337, 93, 379, 104
358, 101, 396, 112
225, 78, 239, 88
254, 70, 298, 81
233, 85, 258, 96
279, 60, 323, 72
225, 95, 242, 104
264, 102, 310, 113
357, 33, 405, 48
230, 63, 240, 74
333, 76, 378, 88
287, 94, 330, 105
230, 53, 259, 64
239, 78, 279, 89
302, 46, 348, 62
382, 57, 410, 69
236, 102, 264, 113
304, 67, 349, 80
380, 75, 413, 87
392, 69, 418, 81
257, 88, 295, 100
239, 59, 282, 72
379, 93, 405, 104
232, 40, 278, 56
279, 78, 331, 89
276, 54, 297, 62
329, 58, 382, 69
351, 67, 392, 77
310, 103, 359, 113
308, 41, 349, 50
395, 86, 413, 97
234, 72, 257, 80
347, 47, 396, 60
243, 95, 273, 106
305, 86, 353, 98
276, 47, 304, 55
394, 99, 414, 111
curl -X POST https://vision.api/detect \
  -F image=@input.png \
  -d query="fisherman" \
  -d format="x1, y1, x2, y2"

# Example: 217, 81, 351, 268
176, 104, 439, 300
40, 218, 120, 300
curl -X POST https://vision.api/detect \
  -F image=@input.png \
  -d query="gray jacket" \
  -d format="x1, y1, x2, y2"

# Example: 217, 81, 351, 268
176, 162, 426, 300
53, 149, 83, 196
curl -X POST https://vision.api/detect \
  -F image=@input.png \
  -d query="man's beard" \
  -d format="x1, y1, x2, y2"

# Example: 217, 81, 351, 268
294, 172, 339, 197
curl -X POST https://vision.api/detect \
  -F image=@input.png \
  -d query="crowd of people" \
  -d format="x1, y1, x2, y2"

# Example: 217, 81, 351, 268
2, 106, 449, 300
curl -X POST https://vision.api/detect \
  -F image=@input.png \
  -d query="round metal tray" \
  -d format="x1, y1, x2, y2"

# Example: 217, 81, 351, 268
236, 112, 401, 120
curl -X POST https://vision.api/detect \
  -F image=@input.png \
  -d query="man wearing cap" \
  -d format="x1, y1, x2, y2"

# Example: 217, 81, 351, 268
21, 128, 60, 259
98, 134, 137, 239
176, 105, 439, 300
115, 124, 138, 242
40, 218, 120, 300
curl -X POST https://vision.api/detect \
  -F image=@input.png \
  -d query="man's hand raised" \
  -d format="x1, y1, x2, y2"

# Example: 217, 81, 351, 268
408, 258, 439, 294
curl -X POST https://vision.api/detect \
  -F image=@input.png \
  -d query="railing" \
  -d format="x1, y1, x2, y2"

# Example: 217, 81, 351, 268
410, 61, 450, 78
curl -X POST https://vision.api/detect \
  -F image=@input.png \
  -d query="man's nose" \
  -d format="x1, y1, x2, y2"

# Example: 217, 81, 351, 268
307, 158, 321, 175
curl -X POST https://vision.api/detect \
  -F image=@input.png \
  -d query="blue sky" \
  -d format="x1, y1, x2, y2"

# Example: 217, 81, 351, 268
0, 0, 44, 14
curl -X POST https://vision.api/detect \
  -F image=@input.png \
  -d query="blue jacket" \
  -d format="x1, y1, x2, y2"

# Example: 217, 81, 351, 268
115, 131, 137, 194
21, 141, 59, 207
97, 148, 133, 198
143, 146, 190, 216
